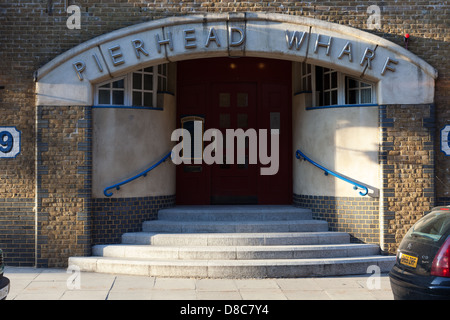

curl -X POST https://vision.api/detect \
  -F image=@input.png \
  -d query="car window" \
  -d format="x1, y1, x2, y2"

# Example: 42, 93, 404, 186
405, 211, 450, 242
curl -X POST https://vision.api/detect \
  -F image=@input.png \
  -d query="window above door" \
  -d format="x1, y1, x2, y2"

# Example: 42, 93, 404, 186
95, 63, 169, 108
297, 62, 375, 108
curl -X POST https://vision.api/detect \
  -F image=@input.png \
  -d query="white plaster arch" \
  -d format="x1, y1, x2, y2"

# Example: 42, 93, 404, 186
35, 12, 437, 106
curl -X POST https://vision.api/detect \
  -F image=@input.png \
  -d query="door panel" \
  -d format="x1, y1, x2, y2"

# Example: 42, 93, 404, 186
175, 83, 210, 204
258, 83, 291, 204
211, 83, 258, 204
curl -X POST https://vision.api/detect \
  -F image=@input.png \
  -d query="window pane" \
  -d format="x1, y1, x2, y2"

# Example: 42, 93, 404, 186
324, 91, 330, 105
348, 78, 358, 89
270, 112, 281, 130
112, 79, 124, 89
324, 73, 330, 90
361, 81, 371, 88
158, 76, 167, 92
237, 93, 248, 107
144, 74, 153, 91
112, 90, 124, 105
331, 90, 337, 105
348, 89, 358, 104
237, 113, 248, 128
99, 83, 110, 89
331, 72, 337, 89
144, 66, 153, 73
361, 88, 372, 103
406, 211, 450, 243
133, 73, 142, 90
98, 90, 110, 104
133, 91, 142, 106
144, 92, 153, 107
219, 93, 230, 107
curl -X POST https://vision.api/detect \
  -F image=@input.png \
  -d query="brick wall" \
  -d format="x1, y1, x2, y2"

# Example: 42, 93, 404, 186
0, 199, 35, 266
92, 195, 175, 245
379, 104, 436, 254
293, 194, 380, 245
36, 105, 92, 268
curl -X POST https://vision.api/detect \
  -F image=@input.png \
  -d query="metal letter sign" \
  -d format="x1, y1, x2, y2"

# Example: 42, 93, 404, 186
442, 125, 450, 156
0, 127, 21, 158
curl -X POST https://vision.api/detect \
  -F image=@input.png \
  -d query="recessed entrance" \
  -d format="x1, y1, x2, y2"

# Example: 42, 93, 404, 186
176, 57, 292, 205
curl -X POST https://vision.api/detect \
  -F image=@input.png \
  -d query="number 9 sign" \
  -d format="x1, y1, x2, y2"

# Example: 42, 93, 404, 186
0, 127, 21, 158
442, 125, 450, 156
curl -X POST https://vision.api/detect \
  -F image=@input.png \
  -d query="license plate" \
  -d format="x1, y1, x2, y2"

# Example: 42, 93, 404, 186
400, 253, 418, 268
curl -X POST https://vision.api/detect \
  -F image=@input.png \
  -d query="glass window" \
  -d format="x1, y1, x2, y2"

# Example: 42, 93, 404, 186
98, 90, 110, 105
158, 63, 168, 92
181, 116, 204, 161
219, 93, 230, 107
345, 77, 373, 104
300, 63, 375, 108
96, 78, 125, 105
316, 66, 338, 106
237, 93, 248, 107
405, 211, 450, 243
300, 62, 312, 92
95, 63, 169, 108
132, 68, 154, 107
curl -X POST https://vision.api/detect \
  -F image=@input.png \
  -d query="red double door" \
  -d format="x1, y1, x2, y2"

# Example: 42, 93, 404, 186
176, 58, 292, 205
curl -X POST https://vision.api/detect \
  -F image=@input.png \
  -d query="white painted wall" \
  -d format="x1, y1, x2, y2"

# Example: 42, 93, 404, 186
292, 93, 380, 198
92, 93, 176, 198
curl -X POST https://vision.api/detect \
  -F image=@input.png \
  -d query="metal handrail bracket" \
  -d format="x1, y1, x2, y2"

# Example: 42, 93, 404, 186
295, 149, 369, 196
103, 151, 172, 197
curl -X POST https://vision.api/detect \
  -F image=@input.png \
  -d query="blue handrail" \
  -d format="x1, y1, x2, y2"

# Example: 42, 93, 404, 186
295, 149, 369, 196
103, 151, 172, 197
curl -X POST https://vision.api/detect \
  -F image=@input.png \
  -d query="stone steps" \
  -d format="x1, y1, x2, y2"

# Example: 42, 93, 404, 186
92, 243, 381, 260
121, 231, 351, 246
69, 255, 396, 278
142, 219, 329, 233
69, 205, 396, 278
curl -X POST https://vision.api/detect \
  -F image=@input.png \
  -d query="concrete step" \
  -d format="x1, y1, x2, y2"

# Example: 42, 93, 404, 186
69, 205, 396, 278
68, 255, 396, 278
92, 243, 381, 260
122, 231, 351, 246
158, 205, 312, 221
142, 219, 328, 233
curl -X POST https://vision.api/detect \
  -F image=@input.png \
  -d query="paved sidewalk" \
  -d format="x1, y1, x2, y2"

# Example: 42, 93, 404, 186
4, 266, 394, 300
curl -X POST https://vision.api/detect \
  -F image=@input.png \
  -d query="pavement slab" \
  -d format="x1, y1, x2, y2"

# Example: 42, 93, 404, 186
3, 266, 394, 301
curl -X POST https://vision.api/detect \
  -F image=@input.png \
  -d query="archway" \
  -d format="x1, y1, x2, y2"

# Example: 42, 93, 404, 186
36, 12, 436, 107
35, 12, 437, 250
